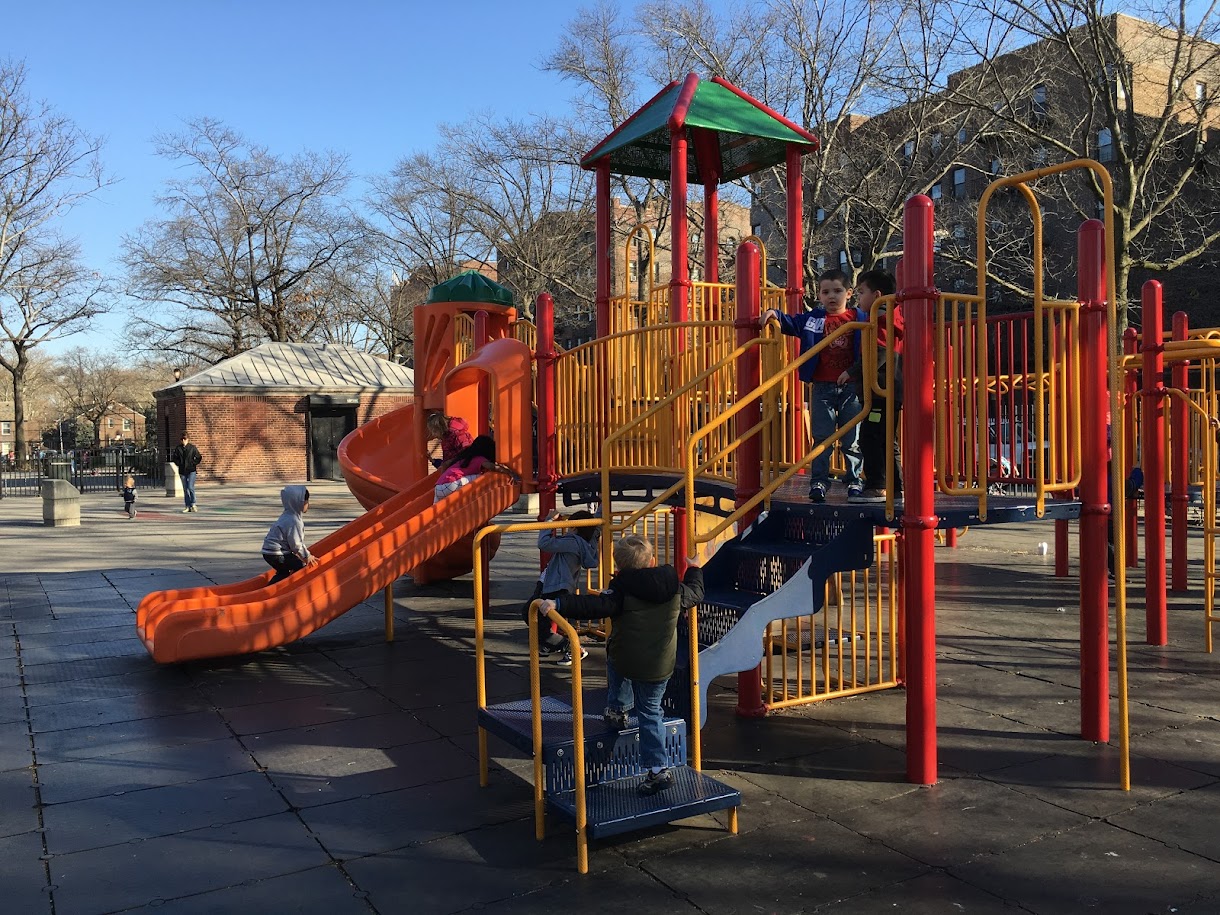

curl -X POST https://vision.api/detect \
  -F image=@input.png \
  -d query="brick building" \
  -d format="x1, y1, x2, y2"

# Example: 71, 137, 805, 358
155, 343, 414, 483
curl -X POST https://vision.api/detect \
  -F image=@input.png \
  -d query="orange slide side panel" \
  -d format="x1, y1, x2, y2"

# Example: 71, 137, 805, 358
136, 474, 517, 664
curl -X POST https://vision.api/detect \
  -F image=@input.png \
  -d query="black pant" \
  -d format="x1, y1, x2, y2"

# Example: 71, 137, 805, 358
521, 582, 568, 650
263, 552, 305, 584
860, 397, 903, 494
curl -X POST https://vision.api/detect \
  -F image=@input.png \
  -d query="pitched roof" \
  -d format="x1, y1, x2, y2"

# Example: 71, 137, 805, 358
582, 74, 819, 181
159, 343, 415, 394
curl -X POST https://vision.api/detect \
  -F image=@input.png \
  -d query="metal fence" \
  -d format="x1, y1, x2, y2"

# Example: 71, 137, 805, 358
0, 448, 164, 499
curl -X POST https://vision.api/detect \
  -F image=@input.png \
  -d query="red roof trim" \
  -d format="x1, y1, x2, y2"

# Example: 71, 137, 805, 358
667, 72, 701, 132
710, 76, 821, 149
581, 79, 680, 169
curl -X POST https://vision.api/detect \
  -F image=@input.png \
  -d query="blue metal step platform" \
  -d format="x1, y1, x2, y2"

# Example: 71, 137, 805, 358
548, 764, 740, 839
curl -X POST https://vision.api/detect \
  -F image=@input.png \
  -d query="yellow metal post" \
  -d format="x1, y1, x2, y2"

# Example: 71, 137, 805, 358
383, 585, 394, 643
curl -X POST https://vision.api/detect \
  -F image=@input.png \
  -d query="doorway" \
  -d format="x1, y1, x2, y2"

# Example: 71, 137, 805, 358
309, 403, 357, 480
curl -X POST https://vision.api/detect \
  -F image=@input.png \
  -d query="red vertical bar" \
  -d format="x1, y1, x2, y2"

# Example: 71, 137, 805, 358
595, 163, 611, 338
670, 129, 690, 323
536, 293, 557, 527
785, 145, 804, 314
1077, 220, 1109, 743
1123, 328, 1139, 567
901, 195, 938, 786
1142, 282, 1167, 642
1170, 311, 1190, 592
734, 241, 767, 718
704, 181, 719, 286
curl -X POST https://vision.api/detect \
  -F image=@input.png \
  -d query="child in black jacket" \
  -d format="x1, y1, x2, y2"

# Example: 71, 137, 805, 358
539, 534, 703, 795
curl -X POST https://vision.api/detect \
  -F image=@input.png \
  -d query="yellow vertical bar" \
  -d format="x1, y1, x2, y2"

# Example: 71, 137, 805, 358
690, 605, 702, 771
384, 585, 394, 643
528, 601, 545, 838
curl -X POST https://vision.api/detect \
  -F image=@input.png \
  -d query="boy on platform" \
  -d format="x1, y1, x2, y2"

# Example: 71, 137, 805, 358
762, 269, 864, 502
842, 269, 902, 503
539, 535, 703, 796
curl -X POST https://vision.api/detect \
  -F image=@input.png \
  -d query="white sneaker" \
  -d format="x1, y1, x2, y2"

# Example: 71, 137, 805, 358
556, 648, 588, 666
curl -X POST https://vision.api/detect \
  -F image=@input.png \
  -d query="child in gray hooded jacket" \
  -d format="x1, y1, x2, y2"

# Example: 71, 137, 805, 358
261, 485, 319, 583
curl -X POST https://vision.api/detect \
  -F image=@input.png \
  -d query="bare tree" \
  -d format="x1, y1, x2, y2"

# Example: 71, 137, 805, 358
0, 62, 112, 460
46, 347, 150, 445
941, 0, 1220, 322
123, 118, 365, 363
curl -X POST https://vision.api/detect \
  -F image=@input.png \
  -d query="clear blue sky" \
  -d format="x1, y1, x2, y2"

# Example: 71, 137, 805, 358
2, 0, 618, 354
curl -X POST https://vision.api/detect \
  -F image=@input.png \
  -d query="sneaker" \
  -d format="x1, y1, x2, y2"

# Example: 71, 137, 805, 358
808, 483, 827, 503
603, 707, 629, 730
189, 505, 198, 512
850, 488, 887, 503
638, 768, 674, 795
556, 648, 589, 666
846, 483, 864, 500
181, 507, 192, 513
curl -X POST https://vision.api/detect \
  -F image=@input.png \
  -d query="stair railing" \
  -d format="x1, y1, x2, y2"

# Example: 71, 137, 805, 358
683, 317, 877, 549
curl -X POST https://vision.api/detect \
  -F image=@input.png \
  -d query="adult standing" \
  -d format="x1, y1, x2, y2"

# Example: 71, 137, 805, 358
170, 433, 202, 513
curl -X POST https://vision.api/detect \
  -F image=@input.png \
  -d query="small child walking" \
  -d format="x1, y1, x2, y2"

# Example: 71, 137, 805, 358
261, 485, 320, 583
433, 435, 519, 502
523, 510, 600, 665
540, 535, 704, 796
119, 475, 138, 520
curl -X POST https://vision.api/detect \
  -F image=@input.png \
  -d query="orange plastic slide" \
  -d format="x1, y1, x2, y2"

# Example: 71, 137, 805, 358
136, 471, 517, 663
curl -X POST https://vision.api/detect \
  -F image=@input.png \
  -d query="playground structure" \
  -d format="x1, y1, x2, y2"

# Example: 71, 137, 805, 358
132, 72, 1220, 874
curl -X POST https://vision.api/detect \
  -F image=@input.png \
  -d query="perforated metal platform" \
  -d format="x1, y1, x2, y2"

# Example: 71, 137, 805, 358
547, 765, 741, 839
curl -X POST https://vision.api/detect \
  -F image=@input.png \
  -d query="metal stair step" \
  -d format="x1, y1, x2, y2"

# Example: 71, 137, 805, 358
547, 765, 741, 839
729, 539, 820, 560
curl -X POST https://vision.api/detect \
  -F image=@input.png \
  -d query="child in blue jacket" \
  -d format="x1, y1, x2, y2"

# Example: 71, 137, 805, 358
523, 509, 600, 664
762, 269, 865, 502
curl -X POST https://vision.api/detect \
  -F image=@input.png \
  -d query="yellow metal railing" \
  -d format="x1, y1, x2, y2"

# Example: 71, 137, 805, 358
764, 532, 901, 708
453, 312, 475, 365
552, 322, 738, 479
511, 318, 538, 352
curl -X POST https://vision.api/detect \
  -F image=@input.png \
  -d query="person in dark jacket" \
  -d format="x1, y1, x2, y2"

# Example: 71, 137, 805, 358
261, 485, 319, 583
169, 433, 203, 513
539, 534, 704, 796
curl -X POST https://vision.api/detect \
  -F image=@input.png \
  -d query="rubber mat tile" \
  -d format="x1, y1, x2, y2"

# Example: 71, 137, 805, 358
300, 774, 532, 860
0, 685, 26, 725
14, 624, 134, 651
949, 819, 1220, 915
219, 687, 399, 737
33, 709, 231, 764
0, 768, 38, 839
21, 654, 177, 686
24, 669, 193, 707
27, 688, 213, 734
805, 870, 1026, 914
0, 719, 31, 771
115, 864, 371, 915
15, 612, 130, 636
37, 738, 255, 805
0, 830, 49, 914
244, 710, 438, 766
42, 770, 287, 855
485, 864, 704, 915
17, 636, 145, 666
264, 736, 475, 809
48, 812, 328, 915
1108, 779, 1220, 861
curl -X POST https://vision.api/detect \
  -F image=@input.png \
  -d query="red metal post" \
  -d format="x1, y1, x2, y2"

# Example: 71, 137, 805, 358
704, 180, 719, 286
1170, 311, 1190, 592
734, 241, 767, 718
669, 129, 690, 323
1077, 220, 1109, 742
1123, 328, 1140, 567
785, 145, 804, 314
595, 163, 612, 338
1142, 282, 1168, 642
901, 195, 938, 786
536, 294, 558, 530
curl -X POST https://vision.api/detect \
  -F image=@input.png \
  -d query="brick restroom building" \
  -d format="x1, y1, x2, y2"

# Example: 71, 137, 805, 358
154, 343, 414, 483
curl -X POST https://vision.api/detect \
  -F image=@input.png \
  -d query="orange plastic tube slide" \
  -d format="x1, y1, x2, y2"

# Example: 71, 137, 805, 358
136, 474, 517, 663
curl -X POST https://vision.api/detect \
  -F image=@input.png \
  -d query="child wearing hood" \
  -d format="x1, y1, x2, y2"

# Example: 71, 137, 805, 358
538, 535, 703, 796
261, 485, 319, 583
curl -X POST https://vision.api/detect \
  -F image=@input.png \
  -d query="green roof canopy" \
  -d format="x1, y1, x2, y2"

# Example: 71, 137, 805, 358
425, 271, 515, 307
581, 76, 819, 182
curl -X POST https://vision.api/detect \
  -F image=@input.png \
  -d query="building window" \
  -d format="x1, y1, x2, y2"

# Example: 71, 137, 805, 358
107, 417, 115, 428
123, 418, 133, 431
1196, 81, 1208, 104
815, 207, 826, 224
953, 168, 967, 198
0, 422, 10, 435
1097, 128, 1113, 162
1033, 146, 1049, 167
953, 223, 967, 239
931, 132, 943, 153
990, 157, 1002, 175
903, 139, 915, 163
1032, 84, 1047, 118
816, 255, 826, 271
839, 250, 850, 270
1106, 65, 1126, 103
930, 185, 942, 201
957, 128, 968, 144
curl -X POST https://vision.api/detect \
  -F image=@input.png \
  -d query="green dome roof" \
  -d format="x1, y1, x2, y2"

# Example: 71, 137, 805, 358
425, 271, 515, 307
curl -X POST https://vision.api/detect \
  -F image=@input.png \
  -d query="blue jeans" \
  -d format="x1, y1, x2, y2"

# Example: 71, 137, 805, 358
181, 471, 197, 508
809, 382, 862, 488
606, 660, 670, 770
